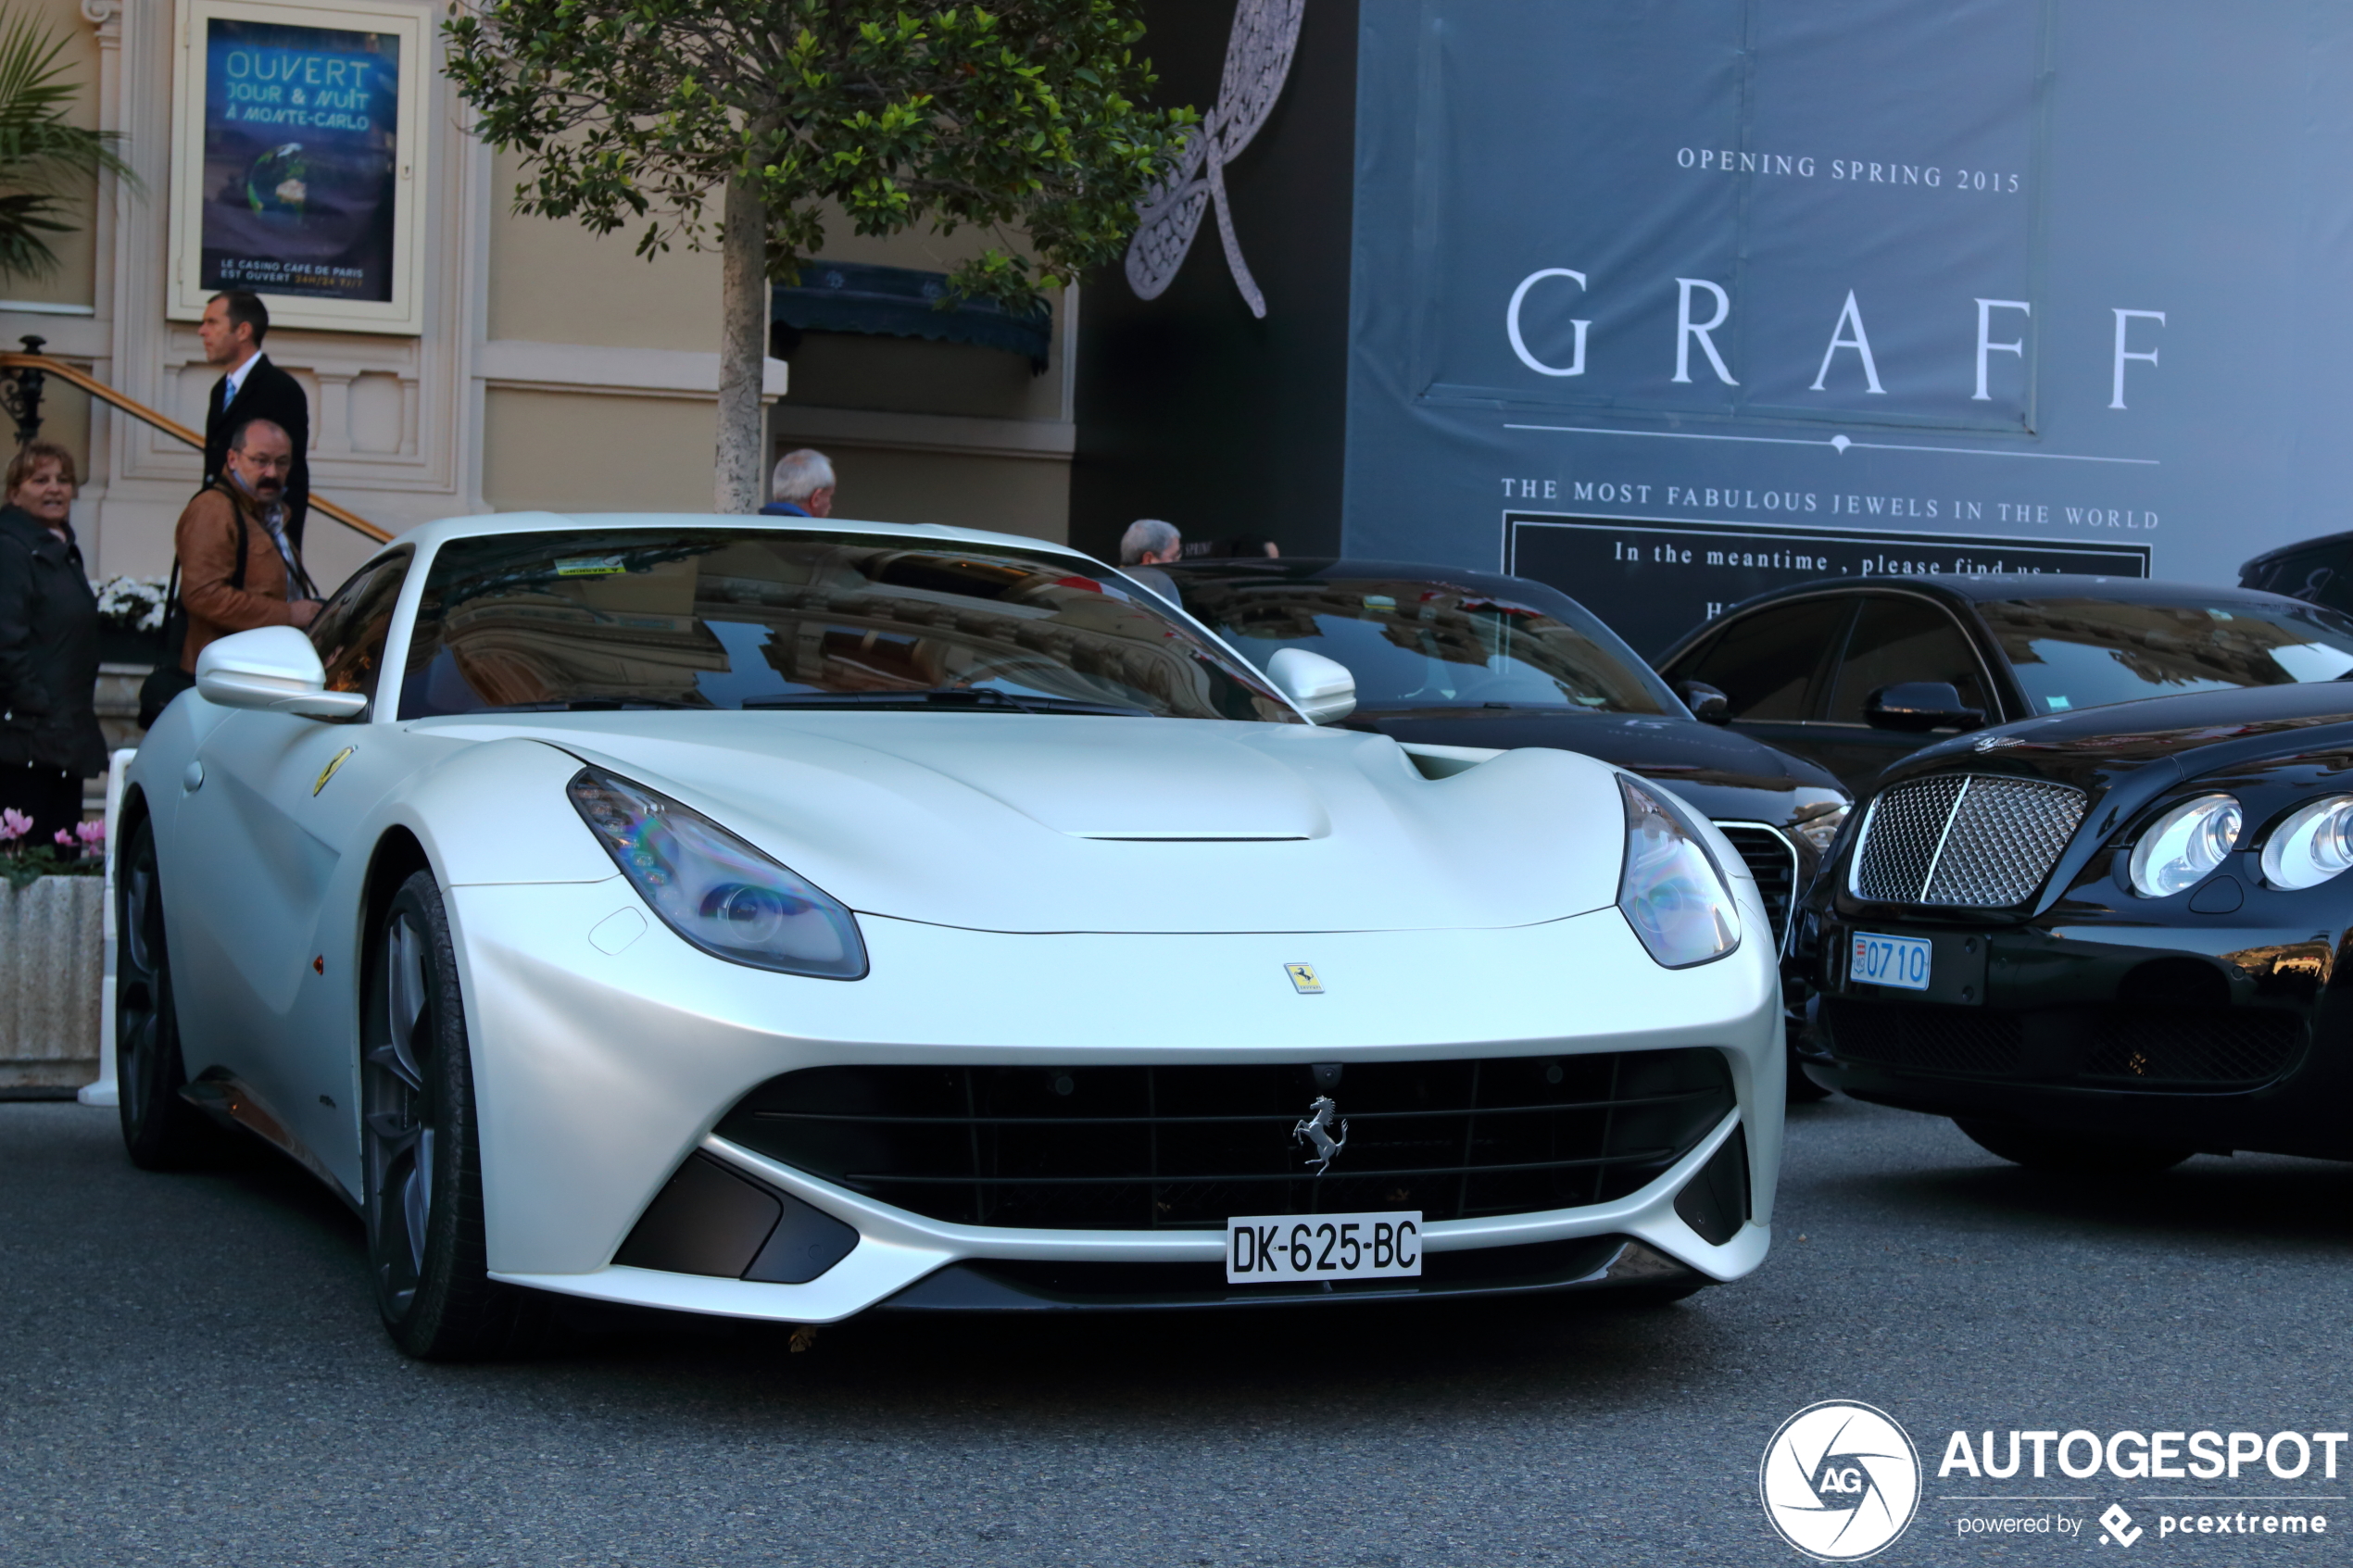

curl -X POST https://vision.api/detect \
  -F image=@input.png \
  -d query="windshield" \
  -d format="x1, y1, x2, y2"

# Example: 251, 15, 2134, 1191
398, 530, 1301, 722
1980, 596, 2353, 713
1176, 576, 1670, 714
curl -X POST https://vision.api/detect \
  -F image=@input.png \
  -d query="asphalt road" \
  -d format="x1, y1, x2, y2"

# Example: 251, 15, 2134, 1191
5, 1092, 2351, 1567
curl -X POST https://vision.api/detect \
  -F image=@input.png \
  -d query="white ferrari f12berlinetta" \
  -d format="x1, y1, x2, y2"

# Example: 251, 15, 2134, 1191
119, 513, 1782, 1357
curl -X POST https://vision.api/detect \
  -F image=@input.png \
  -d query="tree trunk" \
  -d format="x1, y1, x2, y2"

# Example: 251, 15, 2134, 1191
713, 170, 767, 514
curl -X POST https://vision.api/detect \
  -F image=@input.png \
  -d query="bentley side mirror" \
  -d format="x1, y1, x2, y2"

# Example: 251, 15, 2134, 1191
195, 625, 369, 720
1265, 646, 1357, 724
1677, 680, 1731, 725
1864, 681, 1984, 733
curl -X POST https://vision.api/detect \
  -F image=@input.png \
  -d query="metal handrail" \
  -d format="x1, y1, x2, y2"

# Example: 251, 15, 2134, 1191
0, 350, 391, 544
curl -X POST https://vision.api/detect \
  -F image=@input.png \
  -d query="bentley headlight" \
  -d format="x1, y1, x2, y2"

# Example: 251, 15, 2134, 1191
2261, 796, 2353, 891
1617, 776, 1741, 968
2127, 793, 2243, 898
567, 767, 867, 979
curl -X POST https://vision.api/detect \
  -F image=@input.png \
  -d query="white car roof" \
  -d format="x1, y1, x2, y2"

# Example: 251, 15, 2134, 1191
373, 511, 1111, 569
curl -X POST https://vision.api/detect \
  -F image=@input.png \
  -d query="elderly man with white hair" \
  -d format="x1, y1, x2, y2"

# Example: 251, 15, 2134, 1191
1118, 517, 1184, 603
760, 448, 837, 517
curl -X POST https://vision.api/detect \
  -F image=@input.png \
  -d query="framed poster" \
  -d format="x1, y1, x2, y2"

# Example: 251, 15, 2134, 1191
169, 0, 427, 334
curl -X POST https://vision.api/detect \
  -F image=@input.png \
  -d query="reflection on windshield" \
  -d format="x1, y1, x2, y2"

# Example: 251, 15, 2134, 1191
1176, 578, 1667, 714
398, 530, 1300, 722
1979, 597, 2353, 712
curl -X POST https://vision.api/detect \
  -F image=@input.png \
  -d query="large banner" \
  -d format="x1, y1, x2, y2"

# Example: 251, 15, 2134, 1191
1345, 0, 2353, 652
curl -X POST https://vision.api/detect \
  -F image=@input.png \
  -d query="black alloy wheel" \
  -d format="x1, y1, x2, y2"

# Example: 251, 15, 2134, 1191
1955, 1119, 2196, 1175
361, 869, 540, 1360
116, 817, 220, 1169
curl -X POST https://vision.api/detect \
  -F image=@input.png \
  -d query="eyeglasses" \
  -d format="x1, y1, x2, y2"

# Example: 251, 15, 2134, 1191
233, 451, 294, 473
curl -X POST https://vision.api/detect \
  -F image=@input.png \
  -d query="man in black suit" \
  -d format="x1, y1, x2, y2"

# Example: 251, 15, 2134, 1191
198, 290, 311, 547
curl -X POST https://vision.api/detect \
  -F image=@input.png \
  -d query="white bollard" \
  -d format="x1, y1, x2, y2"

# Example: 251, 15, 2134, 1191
78, 748, 136, 1109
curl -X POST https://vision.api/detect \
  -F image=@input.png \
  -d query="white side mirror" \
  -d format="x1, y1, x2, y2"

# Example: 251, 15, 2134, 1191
1265, 646, 1357, 724
195, 625, 369, 720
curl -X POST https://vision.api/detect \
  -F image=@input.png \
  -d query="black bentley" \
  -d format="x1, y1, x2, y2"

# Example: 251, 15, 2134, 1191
1792, 679, 2353, 1169
1654, 574, 2353, 794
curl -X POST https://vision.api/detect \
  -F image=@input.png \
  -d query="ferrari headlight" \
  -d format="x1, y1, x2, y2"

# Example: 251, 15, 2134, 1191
1617, 776, 1741, 968
2127, 793, 2242, 898
567, 766, 867, 979
2261, 796, 2353, 891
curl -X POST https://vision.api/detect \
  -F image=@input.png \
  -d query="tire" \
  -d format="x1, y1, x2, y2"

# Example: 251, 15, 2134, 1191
362, 869, 542, 1360
1955, 1119, 2195, 1174
116, 817, 224, 1169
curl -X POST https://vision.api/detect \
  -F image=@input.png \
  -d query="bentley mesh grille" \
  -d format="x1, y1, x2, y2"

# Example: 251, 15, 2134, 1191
1718, 824, 1799, 948
1821, 998, 2022, 1076
714, 1052, 1735, 1230
1825, 1000, 2303, 1091
2080, 1010, 2303, 1088
1851, 775, 2087, 907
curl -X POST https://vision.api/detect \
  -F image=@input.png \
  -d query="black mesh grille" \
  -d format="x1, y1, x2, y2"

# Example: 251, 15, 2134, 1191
2081, 1011, 2302, 1087
1826, 999, 2305, 1090
1852, 775, 2086, 907
1718, 825, 1798, 947
1822, 998, 2023, 1075
713, 1052, 1736, 1230
1851, 776, 1965, 901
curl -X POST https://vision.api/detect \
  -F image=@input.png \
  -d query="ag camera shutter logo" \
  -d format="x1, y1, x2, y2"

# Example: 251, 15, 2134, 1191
1760, 1400, 1922, 1561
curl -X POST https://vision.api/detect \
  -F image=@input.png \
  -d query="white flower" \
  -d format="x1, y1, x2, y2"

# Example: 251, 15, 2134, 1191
91, 574, 170, 633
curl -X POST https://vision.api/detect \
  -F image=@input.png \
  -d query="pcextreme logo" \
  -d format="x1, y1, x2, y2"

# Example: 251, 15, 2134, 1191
1759, 1400, 1923, 1561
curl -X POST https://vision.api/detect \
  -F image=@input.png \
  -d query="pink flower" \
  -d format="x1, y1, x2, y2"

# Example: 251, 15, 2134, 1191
74, 820, 104, 847
52, 828, 72, 847
0, 809, 30, 842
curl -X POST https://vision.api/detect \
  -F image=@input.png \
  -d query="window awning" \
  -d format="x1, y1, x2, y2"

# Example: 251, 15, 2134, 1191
772, 262, 1052, 370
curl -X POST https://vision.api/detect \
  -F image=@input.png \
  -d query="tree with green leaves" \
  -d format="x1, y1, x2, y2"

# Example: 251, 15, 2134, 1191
443, 2, 1193, 513
0, 13, 133, 282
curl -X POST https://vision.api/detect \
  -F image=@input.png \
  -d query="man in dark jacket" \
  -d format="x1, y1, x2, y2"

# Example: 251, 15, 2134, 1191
0, 440, 104, 843
199, 290, 311, 548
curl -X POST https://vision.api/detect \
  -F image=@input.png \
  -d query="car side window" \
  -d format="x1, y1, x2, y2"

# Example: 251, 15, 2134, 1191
1826, 595, 1989, 721
1671, 599, 1851, 721
309, 550, 412, 700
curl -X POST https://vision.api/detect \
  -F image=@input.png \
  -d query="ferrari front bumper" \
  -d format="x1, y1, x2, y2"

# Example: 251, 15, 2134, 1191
449, 880, 1783, 1322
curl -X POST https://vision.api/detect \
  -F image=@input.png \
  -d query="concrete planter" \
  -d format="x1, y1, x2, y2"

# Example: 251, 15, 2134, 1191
0, 874, 105, 1089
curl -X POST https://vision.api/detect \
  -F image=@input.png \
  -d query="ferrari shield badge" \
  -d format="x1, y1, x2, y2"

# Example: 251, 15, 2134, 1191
313, 746, 356, 797
1285, 962, 1323, 994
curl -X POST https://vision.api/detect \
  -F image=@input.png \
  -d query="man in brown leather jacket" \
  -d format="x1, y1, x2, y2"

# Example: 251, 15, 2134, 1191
174, 418, 321, 672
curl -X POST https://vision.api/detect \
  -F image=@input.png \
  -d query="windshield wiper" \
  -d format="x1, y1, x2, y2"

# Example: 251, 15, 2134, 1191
739, 688, 1149, 717
495, 698, 711, 711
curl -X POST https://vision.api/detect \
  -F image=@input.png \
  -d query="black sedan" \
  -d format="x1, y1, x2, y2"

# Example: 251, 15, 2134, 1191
1790, 680, 2353, 1170
1164, 556, 1850, 1010
1653, 575, 2353, 794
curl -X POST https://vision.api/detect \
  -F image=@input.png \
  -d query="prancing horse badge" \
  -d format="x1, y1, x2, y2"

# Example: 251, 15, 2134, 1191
1285, 963, 1323, 995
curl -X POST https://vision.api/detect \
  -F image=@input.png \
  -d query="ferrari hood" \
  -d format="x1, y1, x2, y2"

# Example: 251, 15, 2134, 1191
452, 712, 1630, 934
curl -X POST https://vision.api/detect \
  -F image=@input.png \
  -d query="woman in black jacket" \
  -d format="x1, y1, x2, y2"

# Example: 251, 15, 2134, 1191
0, 440, 103, 844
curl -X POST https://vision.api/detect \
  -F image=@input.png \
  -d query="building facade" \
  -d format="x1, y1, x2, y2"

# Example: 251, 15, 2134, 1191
17, 0, 1081, 595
